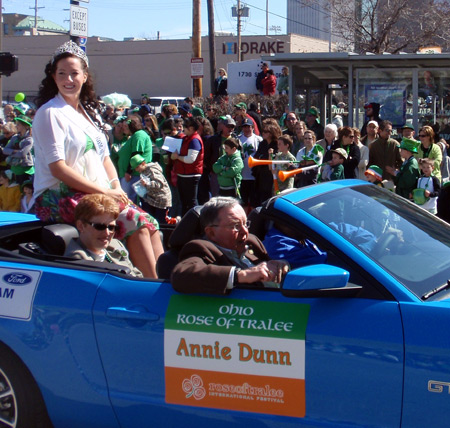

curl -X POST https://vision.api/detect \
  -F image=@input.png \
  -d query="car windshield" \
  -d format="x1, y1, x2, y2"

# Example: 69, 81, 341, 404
297, 185, 450, 299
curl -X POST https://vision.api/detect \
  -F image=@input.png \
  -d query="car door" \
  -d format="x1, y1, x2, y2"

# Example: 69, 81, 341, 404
399, 300, 450, 427
93, 271, 404, 428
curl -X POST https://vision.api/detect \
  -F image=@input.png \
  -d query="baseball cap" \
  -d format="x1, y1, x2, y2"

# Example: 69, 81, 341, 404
234, 102, 247, 110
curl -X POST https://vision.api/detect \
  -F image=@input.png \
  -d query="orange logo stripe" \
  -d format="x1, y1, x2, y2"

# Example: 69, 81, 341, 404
166, 367, 305, 418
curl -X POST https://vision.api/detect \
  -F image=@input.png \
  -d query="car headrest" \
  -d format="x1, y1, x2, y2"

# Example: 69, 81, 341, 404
168, 206, 203, 249
248, 206, 269, 240
41, 224, 79, 255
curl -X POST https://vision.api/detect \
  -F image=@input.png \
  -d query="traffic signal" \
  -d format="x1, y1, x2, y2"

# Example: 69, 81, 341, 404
0, 53, 18, 76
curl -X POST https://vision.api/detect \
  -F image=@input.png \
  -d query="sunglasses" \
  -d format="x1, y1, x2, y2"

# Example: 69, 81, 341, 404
419, 134, 428, 137
88, 222, 118, 232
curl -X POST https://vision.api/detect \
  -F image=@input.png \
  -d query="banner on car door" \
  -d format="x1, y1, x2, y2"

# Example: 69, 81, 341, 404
165, 295, 310, 418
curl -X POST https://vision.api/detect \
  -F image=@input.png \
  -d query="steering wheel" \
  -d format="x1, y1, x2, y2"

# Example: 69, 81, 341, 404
372, 232, 397, 259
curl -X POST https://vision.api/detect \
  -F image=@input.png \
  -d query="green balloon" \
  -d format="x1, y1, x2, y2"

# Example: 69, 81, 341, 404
15, 92, 25, 102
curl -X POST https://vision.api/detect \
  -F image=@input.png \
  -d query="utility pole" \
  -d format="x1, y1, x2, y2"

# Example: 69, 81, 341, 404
192, 0, 202, 97
30, 0, 44, 35
237, 0, 241, 62
266, 0, 269, 36
207, 0, 216, 97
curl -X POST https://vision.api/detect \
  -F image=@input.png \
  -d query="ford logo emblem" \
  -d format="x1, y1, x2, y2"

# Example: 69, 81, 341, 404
2, 273, 32, 286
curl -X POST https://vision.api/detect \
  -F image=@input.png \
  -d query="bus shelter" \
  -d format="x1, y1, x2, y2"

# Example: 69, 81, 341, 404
262, 52, 450, 140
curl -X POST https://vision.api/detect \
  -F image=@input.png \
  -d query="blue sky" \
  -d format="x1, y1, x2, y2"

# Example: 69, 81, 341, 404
5, 0, 288, 41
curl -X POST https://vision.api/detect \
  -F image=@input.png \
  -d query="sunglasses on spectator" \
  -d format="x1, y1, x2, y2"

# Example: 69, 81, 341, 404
419, 134, 428, 137
88, 222, 118, 232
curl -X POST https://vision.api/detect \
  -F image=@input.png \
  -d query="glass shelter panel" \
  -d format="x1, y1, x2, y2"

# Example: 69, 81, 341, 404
357, 69, 413, 136
417, 69, 450, 143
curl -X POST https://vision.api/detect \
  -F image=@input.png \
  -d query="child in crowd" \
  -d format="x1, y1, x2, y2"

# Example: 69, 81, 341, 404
130, 154, 172, 225
365, 165, 384, 187
212, 138, 244, 198
413, 158, 441, 214
386, 138, 420, 200
20, 180, 34, 213
0, 170, 21, 212
321, 148, 347, 181
270, 135, 297, 193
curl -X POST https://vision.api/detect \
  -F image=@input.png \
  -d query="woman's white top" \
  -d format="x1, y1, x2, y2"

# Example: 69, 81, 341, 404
33, 93, 110, 198
356, 142, 369, 180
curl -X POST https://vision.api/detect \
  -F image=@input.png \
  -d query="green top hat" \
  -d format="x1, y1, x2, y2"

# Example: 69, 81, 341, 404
400, 137, 420, 154
13, 115, 32, 127
130, 154, 145, 169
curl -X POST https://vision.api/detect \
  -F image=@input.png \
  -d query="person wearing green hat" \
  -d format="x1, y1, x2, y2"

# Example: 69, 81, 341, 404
2, 115, 34, 185
305, 106, 324, 140
365, 165, 384, 187
117, 115, 153, 202
234, 103, 260, 135
386, 138, 420, 199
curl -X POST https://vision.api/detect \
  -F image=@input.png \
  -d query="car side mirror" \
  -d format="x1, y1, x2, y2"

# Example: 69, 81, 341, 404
282, 265, 355, 298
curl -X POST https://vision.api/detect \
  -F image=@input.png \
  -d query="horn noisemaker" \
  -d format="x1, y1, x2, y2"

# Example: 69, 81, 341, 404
248, 156, 301, 168
278, 164, 323, 182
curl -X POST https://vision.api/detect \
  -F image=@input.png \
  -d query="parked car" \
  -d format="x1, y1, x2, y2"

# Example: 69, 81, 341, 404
0, 180, 449, 428
148, 97, 186, 115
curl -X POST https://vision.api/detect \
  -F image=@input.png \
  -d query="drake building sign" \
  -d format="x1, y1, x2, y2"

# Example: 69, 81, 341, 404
223, 41, 285, 55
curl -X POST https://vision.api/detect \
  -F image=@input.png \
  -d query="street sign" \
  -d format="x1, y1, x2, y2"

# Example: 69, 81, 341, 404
191, 58, 204, 79
70, 5, 88, 37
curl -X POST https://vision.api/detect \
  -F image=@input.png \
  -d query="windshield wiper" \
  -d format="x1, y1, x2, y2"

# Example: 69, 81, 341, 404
422, 280, 450, 300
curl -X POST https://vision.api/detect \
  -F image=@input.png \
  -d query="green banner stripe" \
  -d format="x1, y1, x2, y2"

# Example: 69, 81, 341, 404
165, 295, 310, 340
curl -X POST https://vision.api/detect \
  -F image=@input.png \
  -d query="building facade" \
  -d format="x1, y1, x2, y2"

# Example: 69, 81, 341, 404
2, 33, 332, 102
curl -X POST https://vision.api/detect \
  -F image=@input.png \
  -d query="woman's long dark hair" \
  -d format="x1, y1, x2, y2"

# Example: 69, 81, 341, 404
35, 53, 103, 130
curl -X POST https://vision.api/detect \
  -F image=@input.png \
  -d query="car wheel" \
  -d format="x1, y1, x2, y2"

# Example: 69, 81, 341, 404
0, 344, 53, 428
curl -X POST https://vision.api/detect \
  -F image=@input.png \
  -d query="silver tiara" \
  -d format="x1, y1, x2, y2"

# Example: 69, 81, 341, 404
52, 40, 89, 67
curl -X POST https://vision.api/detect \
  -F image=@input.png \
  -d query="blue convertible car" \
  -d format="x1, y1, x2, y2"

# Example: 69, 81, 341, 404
0, 180, 449, 428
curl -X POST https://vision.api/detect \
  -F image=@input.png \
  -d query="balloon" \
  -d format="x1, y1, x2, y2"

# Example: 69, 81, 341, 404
14, 92, 25, 103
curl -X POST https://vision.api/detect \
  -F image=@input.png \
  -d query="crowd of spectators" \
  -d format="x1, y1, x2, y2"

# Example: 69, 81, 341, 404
2, 40, 447, 284
1, 93, 450, 224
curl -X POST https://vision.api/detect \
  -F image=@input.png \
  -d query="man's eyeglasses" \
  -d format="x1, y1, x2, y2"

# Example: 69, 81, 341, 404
286, 118, 296, 121
210, 221, 251, 232
88, 222, 118, 232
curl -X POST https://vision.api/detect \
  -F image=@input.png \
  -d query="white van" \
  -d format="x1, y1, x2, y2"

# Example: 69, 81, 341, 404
148, 97, 185, 115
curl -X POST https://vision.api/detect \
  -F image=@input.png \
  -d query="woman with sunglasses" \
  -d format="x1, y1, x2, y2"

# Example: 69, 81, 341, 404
65, 194, 143, 277
417, 126, 442, 182
324, 126, 360, 179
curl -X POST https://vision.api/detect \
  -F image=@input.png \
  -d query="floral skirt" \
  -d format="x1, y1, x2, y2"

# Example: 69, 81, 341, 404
34, 184, 159, 242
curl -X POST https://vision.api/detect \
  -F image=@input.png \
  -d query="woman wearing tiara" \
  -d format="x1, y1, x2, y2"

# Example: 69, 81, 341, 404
32, 40, 163, 278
